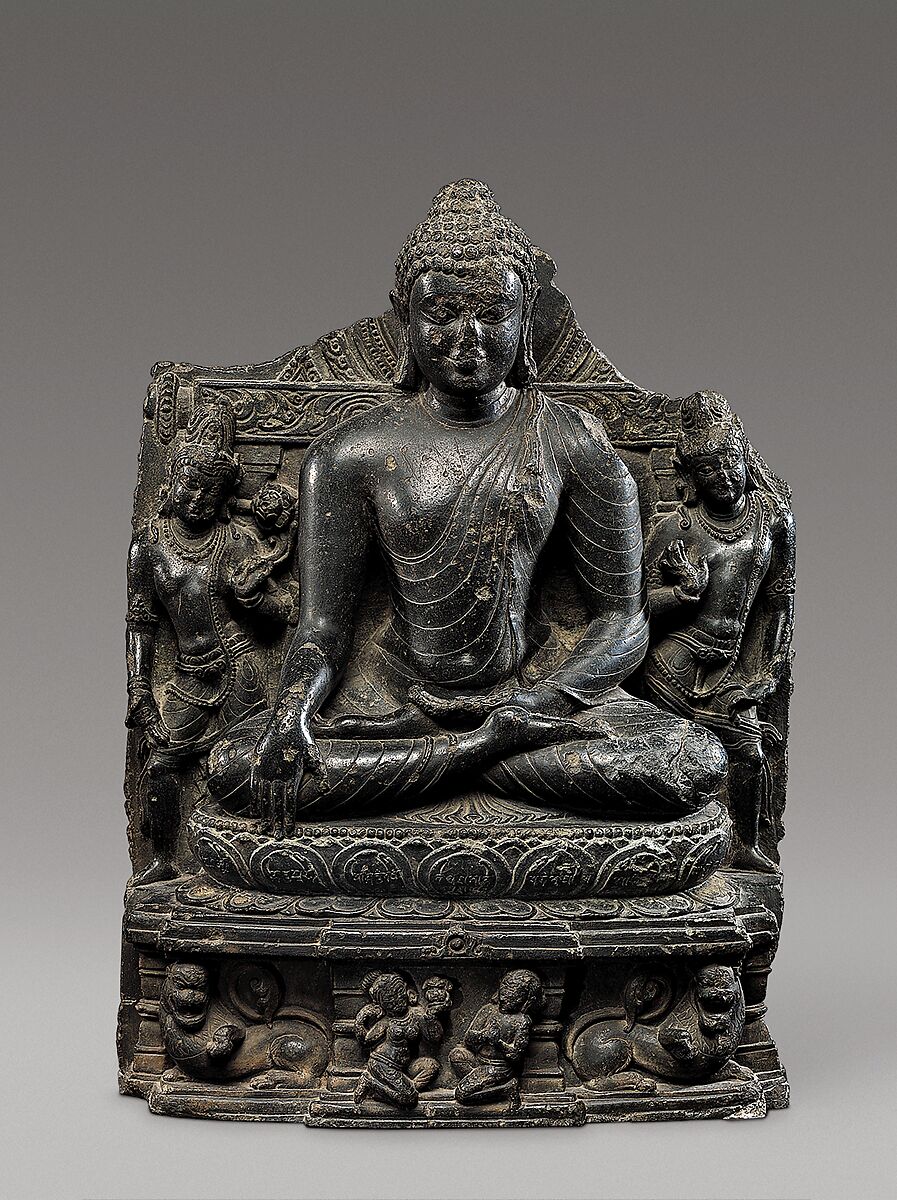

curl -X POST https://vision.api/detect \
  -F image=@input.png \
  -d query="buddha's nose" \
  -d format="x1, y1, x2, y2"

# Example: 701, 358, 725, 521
456, 317, 482, 356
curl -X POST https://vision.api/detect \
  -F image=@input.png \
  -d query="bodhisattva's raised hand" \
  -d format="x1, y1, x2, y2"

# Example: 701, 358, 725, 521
659, 540, 710, 602
231, 560, 273, 603
249, 697, 329, 839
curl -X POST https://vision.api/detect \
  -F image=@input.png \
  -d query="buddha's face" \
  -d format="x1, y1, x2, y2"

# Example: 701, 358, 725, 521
688, 443, 747, 511
170, 462, 227, 529
409, 267, 524, 400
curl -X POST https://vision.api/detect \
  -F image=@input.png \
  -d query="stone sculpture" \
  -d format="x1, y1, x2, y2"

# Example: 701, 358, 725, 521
208, 180, 725, 833
158, 961, 328, 1089
642, 390, 794, 870
119, 180, 795, 1126
566, 962, 748, 1093
126, 400, 298, 883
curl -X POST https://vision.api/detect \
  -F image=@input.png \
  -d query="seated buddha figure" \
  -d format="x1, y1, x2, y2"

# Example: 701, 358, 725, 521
209, 180, 727, 836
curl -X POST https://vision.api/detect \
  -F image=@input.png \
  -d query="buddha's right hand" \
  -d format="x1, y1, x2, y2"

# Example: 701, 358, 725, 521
249, 713, 328, 838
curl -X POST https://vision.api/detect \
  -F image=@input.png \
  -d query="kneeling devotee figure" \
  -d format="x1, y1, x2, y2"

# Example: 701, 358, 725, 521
209, 180, 727, 833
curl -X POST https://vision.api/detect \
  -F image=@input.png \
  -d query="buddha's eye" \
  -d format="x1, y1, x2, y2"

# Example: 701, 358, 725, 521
479, 305, 513, 323
421, 302, 456, 325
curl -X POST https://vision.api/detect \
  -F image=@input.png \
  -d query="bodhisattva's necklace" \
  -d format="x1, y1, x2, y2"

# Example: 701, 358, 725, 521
695, 491, 758, 543
165, 516, 223, 560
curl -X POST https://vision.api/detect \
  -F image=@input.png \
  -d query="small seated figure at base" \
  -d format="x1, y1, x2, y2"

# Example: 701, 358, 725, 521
642, 391, 795, 872
450, 969, 544, 1111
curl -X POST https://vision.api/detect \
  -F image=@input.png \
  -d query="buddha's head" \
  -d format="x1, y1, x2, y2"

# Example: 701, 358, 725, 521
162, 962, 211, 1029
392, 180, 540, 398
676, 391, 748, 512
164, 399, 241, 529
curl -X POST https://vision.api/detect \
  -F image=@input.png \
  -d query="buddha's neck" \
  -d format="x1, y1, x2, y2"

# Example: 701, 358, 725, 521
424, 383, 516, 426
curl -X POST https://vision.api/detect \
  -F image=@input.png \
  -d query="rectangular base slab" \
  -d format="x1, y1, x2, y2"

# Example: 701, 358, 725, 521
143, 1077, 765, 1126
308, 1090, 587, 1128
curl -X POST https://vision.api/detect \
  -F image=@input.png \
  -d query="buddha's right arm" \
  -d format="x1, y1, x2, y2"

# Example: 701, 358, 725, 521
546, 412, 648, 703
271, 439, 371, 723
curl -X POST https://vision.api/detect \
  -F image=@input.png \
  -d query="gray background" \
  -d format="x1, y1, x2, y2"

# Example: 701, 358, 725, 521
2, 2, 895, 1198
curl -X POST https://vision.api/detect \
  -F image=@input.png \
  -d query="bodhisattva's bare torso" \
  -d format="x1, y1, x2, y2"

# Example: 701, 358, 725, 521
130, 520, 271, 658
646, 496, 776, 649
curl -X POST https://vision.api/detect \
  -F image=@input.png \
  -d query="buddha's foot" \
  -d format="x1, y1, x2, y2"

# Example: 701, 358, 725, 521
483, 705, 587, 754
317, 705, 430, 738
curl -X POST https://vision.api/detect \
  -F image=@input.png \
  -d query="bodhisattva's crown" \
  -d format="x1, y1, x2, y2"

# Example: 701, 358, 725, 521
171, 399, 241, 485
678, 390, 745, 461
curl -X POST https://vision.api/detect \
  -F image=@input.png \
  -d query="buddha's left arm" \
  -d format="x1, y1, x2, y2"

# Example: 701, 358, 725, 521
543, 412, 649, 704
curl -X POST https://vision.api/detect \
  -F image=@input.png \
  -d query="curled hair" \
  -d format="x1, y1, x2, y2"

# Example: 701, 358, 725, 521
363, 971, 412, 1011
495, 968, 544, 1014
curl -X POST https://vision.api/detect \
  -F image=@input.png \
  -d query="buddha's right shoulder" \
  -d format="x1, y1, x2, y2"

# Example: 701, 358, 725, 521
305, 396, 414, 461
301, 396, 416, 481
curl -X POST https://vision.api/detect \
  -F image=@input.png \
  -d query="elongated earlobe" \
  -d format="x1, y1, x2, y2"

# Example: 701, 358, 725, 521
390, 289, 420, 390
510, 287, 540, 386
